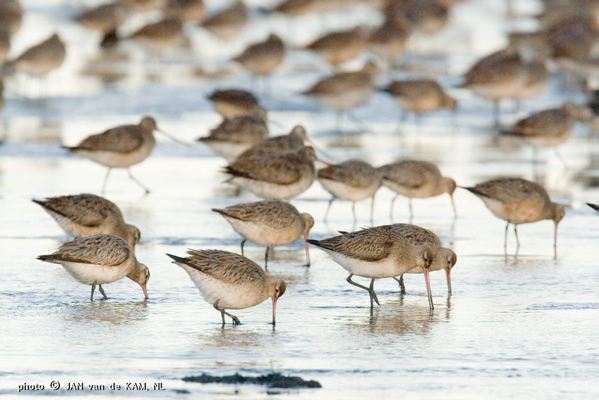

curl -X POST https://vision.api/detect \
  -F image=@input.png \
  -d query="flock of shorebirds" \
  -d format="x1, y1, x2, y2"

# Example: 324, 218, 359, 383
4, 0, 599, 326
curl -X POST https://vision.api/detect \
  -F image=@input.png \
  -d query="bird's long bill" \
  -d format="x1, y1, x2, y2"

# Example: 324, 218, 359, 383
423, 268, 434, 310
445, 268, 452, 294
141, 284, 149, 299
271, 296, 278, 325
157, 128, 186, 145
306, 138, 332, 161
304, 235, 311, 266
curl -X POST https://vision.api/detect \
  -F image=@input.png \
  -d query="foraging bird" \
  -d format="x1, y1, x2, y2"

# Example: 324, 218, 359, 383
207, 88, 260, 118
382, 79, 457, 122
308, 227, 434, 309
224, 146, 317, 200
37, 234, 150, 301
198, 106, 269, 161
167, 249, 286, 325
303, 61, 377, 129
305, 26, 368, 67
378, 160, 457, 219
64, 116, 177, 194
385, 223, 456, 295
235, 125, 308, 161
317, 159, 383, 222
6, 33, 66, 77
32, 193, 141, 247
128, 18, 185, 53
212, 200, 314, 268
232, 33, 285, 77
462, 177, 565, 254
199, 0, 247, 41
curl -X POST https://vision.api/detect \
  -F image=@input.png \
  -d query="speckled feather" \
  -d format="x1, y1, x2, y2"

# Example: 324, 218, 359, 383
213, 200, 303, 230
67, 118, 157, 154
38, 234, 131, 266
318, 159, 381, 188
378, 160, 442, 189
34, 193, 124, 228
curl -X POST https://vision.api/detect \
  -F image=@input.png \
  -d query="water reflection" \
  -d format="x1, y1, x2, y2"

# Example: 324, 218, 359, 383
344, 294, 452, 336
61, 300, 149, 325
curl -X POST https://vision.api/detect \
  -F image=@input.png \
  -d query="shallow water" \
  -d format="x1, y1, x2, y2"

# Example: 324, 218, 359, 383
1, 0, 599, 399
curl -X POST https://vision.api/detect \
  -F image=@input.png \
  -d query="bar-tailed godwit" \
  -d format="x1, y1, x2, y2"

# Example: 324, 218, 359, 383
378, 160, 457, 219
385, 223, 456, 295
37, 234, 150, 301
167, 249, 286, 325
308, 227, 434, 309
198, 106, 268, 161
212, 200, 314, 268
33, 193, 140, 247
7, 33, 65, 77
462, 177, 565, 254
236, 125, 308, 161
317, 159, 382, 222
224, 146, 317, 200
207, 88, 260, 118
232, 33, 285, 77
382, 79, 457, 122
64, 116, 177, 194
199, 1, 247, 41
305, 26, 367, 67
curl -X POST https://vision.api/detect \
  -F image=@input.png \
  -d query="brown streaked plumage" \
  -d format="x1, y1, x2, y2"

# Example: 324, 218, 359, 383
463, 177, 565, 254
33, 194, 141, 247
303, 61, 378, 111
233, 33, 285, 76
128, 18, 184, 53
367, 17, 411, 65
460, 49, 525, 125
37, 234, 150, 301
212, 200, 314, 268
503, 103, 578, 148
76, 3, 128, 33
164, 0, 205, 22
167, 249, 286, 325
317, 159, 383, 222
0, 0, 23, 36
200, 0, 247, 40
235, 125, 308, 161
8, 34, 66, 77
198, 106, 268, 161
305, 26, 368, 66
378, 160, 457, 219
308, 227, 434, 309
384, 223, 456, 295
383, 79, 457, 117
64, 116, 171, 194
207, 88, 260, 118
269, 0, 316, 17
224, 146, 317, 200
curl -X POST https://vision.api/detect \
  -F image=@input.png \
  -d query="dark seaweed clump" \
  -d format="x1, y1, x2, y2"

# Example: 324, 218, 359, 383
182, 372, 322, 389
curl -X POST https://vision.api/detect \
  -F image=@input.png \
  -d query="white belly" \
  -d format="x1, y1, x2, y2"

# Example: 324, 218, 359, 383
61, 261, 131, 285
319, 178, 379, 201
225, 218, 302, 246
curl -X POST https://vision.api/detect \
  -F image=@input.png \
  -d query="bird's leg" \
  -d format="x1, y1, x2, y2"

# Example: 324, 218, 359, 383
504, 221, 510, 255
264, 246, 270, 271
399, 274, 406, 294
514, 224, 520, 249
90, 284, 96, 301
368, 279, 379, 308
240, 239, 246, 256
390, 194, 399, 221
370, 193, 376, 224
346, 274, 380, 306
409, 198, 414, 220
352, 202, 357, 223
214, 301, 240, 325
101, 168, 112, 195
449, 193, 457, 218
98, 285, 108, 300
127, 168, 151, 194
324, 197, 334, 221
493, 99, 501, 127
